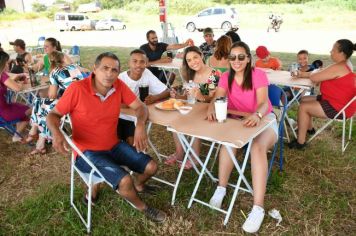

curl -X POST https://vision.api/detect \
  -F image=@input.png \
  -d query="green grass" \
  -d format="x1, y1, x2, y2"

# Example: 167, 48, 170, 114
0, 47, 355, 235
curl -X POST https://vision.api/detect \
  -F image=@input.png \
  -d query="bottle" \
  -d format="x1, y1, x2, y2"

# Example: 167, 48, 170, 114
28, 68, 35, 87
186, 80, 196, 104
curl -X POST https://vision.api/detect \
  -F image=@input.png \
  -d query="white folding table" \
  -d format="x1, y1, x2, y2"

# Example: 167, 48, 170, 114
167, 102, 275, 225
151, 58, 184, 87
266, 69, 314, 139
120, 103, 218, 205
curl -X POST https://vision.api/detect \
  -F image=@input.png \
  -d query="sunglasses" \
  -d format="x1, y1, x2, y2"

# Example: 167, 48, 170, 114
228, 54, 248, 61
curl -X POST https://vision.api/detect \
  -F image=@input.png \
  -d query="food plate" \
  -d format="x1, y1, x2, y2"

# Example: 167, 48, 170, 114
155, 99, 186, 111
155, 102, 176, 111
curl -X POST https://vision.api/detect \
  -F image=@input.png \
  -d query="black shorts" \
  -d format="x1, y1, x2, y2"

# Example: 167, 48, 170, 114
317, 95, 342, 119
117, 118, 136, 141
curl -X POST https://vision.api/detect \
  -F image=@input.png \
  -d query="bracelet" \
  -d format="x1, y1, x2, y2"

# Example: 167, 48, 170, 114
255, 112, 263, 119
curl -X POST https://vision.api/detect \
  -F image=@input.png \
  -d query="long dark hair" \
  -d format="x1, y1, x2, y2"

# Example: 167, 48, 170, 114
45, 37, 62, 52
181, 46, 204, 82
0, 51, 9, 74
336, 39, 355, 59
228, 41, 254, 91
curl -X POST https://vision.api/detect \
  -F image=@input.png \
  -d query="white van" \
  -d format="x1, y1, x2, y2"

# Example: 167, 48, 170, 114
54, 13, 92, 31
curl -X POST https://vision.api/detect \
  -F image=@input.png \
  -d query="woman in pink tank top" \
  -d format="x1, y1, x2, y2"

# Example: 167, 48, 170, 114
289, 39, 356, 149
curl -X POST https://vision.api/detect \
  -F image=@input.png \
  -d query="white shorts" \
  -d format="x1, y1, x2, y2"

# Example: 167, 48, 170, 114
266, 112, 279, 139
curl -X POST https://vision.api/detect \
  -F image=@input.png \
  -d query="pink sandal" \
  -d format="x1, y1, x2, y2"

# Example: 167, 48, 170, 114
29, 147, 46, 155
164, 153, 182, 166
178, 158, 197, 170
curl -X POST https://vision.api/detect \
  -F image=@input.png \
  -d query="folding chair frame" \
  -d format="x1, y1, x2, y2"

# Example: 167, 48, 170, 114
0, 116, 23, 138
307, 96, 355, 153
61, 129, 110, 233
268, 85, 288, 177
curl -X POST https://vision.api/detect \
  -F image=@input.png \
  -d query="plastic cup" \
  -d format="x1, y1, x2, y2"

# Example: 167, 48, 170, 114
139, 83, 149, 102
215, 98, 227, 123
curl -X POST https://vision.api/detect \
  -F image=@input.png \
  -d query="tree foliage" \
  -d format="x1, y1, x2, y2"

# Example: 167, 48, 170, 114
32, 2, 47, 12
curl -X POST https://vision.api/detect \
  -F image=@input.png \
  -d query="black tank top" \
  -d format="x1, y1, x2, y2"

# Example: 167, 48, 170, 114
10, 52, 28, 74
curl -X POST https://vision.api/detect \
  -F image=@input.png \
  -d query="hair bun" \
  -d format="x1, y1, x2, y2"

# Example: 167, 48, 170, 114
353, 43, 356, 51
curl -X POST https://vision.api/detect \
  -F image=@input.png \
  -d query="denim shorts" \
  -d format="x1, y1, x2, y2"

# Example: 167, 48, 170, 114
75, 141, 151, 190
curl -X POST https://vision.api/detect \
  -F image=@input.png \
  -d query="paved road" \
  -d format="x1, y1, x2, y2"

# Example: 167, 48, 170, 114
1, 21, 356, 55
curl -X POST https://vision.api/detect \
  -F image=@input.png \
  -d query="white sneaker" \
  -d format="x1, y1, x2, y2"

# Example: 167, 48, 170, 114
209, 186, 226, 209
242, 205, 265, 233
288, 118, 297, 129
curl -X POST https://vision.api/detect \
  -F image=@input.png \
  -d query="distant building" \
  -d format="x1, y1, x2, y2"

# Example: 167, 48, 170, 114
77, 2, 101, 13
4, 0, 25, 12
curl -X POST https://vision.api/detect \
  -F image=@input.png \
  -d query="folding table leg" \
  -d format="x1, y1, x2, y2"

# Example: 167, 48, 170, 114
178, 134, 216, 181
224, 142, 253, 225
146, 122, 163, 162
188, 142, 216, 208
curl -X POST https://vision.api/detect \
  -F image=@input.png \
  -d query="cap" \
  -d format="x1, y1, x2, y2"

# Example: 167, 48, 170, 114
9, 39, 26, 48
256, 46, 270, 59
203, 27, 214, 36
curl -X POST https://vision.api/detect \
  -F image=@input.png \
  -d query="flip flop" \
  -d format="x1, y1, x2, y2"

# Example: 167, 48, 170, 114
136, 184, 160, 195
25, 133, 39, 144
29, 147, 46, 155
82, 193, 99, 207
178, 158, 198, 170
164, 153, 182, 166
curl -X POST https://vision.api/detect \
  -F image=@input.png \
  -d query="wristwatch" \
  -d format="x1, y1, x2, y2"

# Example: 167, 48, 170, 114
255, 112, 263, 119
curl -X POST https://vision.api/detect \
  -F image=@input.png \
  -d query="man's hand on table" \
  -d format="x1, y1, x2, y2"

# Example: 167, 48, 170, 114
160, 57, 172, 63
144, 95, 159, 105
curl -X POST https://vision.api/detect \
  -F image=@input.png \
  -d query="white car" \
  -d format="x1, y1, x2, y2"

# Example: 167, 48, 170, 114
95, 19, 126, 31
185, 7, 239, 32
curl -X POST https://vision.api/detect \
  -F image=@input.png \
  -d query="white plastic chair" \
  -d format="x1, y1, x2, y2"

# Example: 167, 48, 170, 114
60, 128, 110, 233
307, 96, 355, 153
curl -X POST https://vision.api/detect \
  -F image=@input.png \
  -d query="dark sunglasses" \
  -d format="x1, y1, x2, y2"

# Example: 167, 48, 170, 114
228, 54, 248, 61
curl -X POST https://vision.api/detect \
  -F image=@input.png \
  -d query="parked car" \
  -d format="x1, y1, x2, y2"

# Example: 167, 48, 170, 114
184, 7, 239, 32
95, 19, 126, 31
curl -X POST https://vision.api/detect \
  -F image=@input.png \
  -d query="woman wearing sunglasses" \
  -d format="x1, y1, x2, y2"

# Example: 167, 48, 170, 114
167, 46, 221, 169
207, 42, 278, 233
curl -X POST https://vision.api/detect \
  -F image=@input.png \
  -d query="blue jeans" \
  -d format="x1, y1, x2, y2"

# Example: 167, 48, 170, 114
75, 141, 152, 190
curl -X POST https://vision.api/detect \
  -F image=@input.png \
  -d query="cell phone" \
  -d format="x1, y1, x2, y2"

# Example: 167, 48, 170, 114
227, 114, 243, 120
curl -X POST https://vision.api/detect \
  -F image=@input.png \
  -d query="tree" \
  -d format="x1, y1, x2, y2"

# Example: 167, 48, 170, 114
32, 2, 47, 12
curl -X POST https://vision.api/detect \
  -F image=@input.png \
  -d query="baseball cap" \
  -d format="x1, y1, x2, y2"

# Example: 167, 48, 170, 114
9, 39, 26, 48
203, 27, 214, 36
255, 46, 270, 59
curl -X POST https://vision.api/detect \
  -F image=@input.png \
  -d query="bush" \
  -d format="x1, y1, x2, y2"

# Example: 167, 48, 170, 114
45, 6, 60, 19
124, 0, 210, 15
306, 0, 356, 11
32, 2, 47, 12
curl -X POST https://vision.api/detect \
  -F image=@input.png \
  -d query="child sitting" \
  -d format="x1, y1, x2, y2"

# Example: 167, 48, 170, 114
255, 45, 282, 70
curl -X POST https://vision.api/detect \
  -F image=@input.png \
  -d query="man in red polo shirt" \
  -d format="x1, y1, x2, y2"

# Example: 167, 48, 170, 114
47, 52, 166, 222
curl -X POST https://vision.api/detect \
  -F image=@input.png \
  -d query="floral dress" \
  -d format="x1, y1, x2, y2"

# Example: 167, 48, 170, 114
198, 69, 222, 97
30, 64, 84, 139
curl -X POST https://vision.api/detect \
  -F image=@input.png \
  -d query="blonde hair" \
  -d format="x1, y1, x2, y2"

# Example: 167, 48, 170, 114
49, 51, 65, 72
